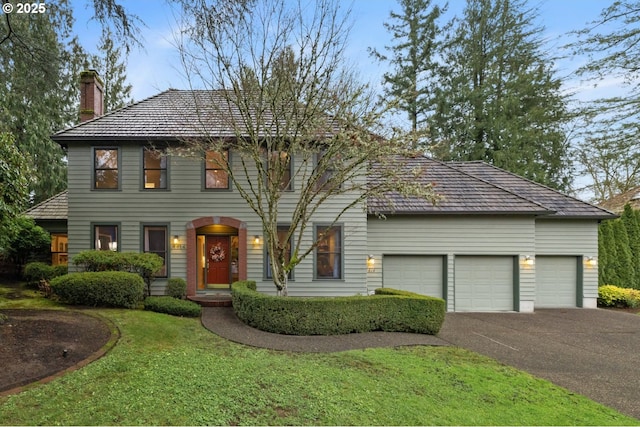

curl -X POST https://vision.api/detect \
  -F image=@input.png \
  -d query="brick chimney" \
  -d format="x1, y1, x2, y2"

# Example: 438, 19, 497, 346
79, 70, 104, 122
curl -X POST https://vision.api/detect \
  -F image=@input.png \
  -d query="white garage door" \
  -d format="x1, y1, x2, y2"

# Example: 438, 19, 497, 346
382, 255, 443, 298
536, 256, 577, 308
455, 256, 514, 311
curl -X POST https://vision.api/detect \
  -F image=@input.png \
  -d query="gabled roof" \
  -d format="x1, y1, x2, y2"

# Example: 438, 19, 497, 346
52, 89, 339, 143
25, 191, 68, 220
598, 185, 640, 214
368, 157, 553, 216
447, 161, 616, 219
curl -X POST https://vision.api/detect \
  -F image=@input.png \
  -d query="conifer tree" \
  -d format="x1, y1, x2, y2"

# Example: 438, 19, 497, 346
621, 203, 640, 288
92, 28, 133, 112
612, 219, 635, 288
427, 0, 571, 191
369, 0, 446, 148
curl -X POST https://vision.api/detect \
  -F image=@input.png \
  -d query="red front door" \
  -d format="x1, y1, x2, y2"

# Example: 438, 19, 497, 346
206, 236, 230, 286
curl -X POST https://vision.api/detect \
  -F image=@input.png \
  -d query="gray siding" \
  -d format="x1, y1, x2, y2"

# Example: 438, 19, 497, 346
367, 215, 536, 311
66, 143, 367, 296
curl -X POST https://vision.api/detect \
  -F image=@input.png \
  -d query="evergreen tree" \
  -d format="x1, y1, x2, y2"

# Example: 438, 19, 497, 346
612, 219, 635, 288
428, 0, 571, 191
0, 1, 88, 204
92, 28, 133, 112
0, 133, 31, 251
621, 204, 640, 287
369, 0, 447, 148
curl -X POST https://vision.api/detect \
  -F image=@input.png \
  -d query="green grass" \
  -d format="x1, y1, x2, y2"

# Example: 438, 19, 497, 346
0, 283, 638, 425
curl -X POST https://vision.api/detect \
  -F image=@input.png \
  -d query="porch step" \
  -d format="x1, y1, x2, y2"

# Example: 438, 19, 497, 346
188, 294, 233, 307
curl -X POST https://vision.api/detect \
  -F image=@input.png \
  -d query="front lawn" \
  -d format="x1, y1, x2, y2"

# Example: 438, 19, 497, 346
0, 284, 637, 425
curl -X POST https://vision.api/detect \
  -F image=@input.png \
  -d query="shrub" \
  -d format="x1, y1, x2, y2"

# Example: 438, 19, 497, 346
231, 281, 445, 335
144, 296, 201, 317
73, 250, 164, 296
2, 216, 51, 277
23, 262, 54, 286
52, 264, 68, 277
167, 278, 187, 299
50, 271, 145, 308
598, 285, 640, 308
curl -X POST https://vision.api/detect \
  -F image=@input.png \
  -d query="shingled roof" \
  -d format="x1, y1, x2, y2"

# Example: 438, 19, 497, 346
448, 161, 615, 219
598, 185, 640, 214
368, 157, 616, 219
52, 89, 339, 143
368, 157, 552, 216
25, 191, 68, 220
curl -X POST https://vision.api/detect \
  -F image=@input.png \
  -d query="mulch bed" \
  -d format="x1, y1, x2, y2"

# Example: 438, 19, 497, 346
0, 309, 116, 393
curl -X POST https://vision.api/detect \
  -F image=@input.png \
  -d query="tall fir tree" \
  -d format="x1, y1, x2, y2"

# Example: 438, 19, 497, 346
612, 219, 635, 288
598, 220, 617, 286
427, 0, 571, 191
622, 204, 640, 288
92, 28, 133, 112
369, 0, 446, 148
0, 0, 88, 204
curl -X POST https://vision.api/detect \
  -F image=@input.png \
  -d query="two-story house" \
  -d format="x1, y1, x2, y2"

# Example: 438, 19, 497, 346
36, 70, 615, 312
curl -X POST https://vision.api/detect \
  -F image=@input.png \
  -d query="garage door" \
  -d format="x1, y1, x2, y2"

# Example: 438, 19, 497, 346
382, 255, 443, 298
455, 256, 514, 311
536, 256, 577, 308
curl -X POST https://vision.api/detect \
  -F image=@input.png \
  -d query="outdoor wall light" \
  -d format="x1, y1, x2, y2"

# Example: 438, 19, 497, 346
254, 235, 261, 245
173, 235, 180, 245
586, 256, 598, 267
367, 255, 375, 271
523, 255, 534, 266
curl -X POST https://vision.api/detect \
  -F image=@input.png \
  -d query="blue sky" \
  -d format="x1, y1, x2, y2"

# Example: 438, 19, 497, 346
70, 0, 619, 103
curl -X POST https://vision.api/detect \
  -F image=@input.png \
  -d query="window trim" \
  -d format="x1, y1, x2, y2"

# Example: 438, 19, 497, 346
142, 147, 169, 191
264, 150, 294, 192
313, 223, 344, 280
264, 224, 294, 281
142, 223, 169, 278
203, 149, 231, 191
91, 223, 120, 252
92, 147, 120, 190
314, 149, 339, 191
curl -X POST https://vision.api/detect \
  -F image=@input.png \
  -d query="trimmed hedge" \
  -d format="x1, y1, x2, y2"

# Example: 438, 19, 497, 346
144, 296, 201, 317
50, 272, 145, 308
598, 285, 640, 308
167, 278, 187, 299
23, 262, 68, 287
231, 281, 445, 335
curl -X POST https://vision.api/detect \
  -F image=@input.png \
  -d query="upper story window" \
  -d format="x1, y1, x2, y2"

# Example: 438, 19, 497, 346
143, 148, 167, 189
205, 150, 229, 189
94, 148, 119, 189
315, 149, 340, 191
265, 150, 292, 191
315, 225, 342, 279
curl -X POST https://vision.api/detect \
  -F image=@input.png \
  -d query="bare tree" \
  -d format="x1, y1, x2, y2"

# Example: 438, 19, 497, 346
171, 0, 437, 295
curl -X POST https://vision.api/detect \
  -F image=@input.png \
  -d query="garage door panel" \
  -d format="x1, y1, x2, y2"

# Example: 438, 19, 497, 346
536, 256, 577, 308
455, 256, 513, 312
382, 255, 443, 298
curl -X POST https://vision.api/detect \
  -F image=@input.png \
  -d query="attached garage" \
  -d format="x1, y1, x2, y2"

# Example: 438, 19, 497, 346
535, 256, 579, 308
455, 256, 515, 312
382, 255, 444, 298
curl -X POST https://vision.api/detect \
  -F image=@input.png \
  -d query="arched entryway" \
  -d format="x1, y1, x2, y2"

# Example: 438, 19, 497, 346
186, 216, 247, 297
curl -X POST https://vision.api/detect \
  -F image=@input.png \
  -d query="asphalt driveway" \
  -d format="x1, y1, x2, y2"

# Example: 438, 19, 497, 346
438, 309, 640, 420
